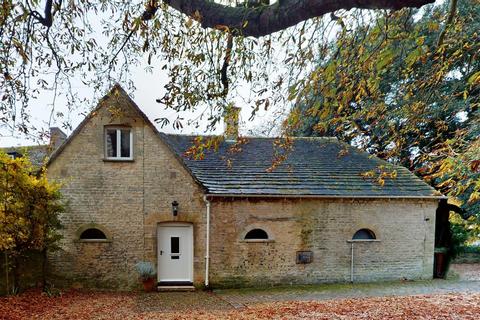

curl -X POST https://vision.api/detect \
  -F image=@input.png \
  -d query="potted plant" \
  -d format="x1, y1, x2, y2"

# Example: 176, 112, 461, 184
135, 261, 156, 292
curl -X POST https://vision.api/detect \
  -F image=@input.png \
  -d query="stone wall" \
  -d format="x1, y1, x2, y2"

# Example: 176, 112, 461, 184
47, 89, 205, 289
208, 197, 437, 287
46, 87, 438, 290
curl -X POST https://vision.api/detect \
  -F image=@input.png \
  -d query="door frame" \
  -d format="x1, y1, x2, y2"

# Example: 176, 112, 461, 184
157, 222, 194, 283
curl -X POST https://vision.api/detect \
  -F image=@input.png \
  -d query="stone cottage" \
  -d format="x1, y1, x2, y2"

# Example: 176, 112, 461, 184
42, 84, 443, 289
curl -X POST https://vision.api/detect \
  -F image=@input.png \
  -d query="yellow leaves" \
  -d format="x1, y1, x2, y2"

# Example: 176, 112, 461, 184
355, 82, 369, 103
438, 158, 455, 174
361, 166, 398, 186
0, 152, 64, 253
428, 21, 440, 32
468, 71, 480, 86
312, 122, 328, 134
319, 107, 331, 120
192, 10, 202, 22
12, 38, 28, 63
437, 178, 455, 189
468, 191, 480, 204
416, 36, 425, 46
376, 48, 396, 72
215, 25, 229, 33
183, 136, 225, 160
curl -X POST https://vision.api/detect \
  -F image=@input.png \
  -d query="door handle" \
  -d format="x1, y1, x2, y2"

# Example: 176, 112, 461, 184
160, 250, 163, 255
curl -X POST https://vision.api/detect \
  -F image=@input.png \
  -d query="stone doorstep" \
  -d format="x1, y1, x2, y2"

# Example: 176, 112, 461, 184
157, 285, 196, 292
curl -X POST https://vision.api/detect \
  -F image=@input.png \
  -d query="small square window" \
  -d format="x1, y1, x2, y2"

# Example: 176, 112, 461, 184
105, 128, 133, 160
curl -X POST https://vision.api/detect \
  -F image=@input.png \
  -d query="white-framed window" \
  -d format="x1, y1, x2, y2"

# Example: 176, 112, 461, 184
105, 127, 133, 160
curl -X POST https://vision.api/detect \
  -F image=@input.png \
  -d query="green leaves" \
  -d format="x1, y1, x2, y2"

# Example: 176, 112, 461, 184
468, 71, 480, 85
291, 0, 480, 222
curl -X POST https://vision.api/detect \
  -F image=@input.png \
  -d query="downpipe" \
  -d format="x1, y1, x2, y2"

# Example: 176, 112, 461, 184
203, 196, 211, 288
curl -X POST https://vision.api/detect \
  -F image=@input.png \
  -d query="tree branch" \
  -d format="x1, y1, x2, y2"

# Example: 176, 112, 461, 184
436, 0, 457, 47
220, 33, 233, 97
163, 0, 434, 38
28, 0, 54, 27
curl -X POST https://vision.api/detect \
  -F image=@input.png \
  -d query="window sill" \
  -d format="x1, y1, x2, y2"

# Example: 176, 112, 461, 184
76, 239, 112, 243
103, 158, 134, 162
347, 239, 381, 243
241, 239, 275, 243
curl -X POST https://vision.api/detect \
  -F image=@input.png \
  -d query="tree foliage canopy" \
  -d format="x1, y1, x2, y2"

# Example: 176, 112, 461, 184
0, 152, 63, 254
0, 1, 478, 229
1, 0, 433, 138
291, 0, 479, 219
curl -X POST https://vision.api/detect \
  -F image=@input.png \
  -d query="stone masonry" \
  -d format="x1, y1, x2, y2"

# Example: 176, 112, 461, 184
209, 198, 437, 287
47, 87, 205, 289
46, 85, 438, 289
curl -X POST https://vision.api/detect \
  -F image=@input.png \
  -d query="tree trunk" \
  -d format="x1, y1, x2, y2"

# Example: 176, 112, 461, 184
12, 255, 20, 293
4, 252, 9, 295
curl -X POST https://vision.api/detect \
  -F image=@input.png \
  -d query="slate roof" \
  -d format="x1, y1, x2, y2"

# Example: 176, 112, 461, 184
1, 145, 50, 168
160, 134, 443, 198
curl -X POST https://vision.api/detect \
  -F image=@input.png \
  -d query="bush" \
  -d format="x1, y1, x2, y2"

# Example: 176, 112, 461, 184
0, 153, 64, 294
459, 245, 480, 254
450, 222, 470, 259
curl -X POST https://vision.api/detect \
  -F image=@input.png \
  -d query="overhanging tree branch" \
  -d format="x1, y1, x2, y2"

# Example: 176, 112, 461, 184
28, 0, 54, 27
26, 0, 435, 38
162, 0, 434, 37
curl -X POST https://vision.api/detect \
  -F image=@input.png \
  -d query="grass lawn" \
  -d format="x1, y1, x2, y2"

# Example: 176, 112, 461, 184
1, 289, 480, 319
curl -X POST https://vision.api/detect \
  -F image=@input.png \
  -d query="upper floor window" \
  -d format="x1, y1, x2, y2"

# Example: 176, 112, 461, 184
105, 127, 132, 160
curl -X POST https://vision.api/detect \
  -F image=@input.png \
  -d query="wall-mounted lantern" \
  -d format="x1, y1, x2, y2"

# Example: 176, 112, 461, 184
172, 201, 179, 216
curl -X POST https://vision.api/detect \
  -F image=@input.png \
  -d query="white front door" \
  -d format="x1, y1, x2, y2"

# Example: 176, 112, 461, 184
157, 224, 193, 283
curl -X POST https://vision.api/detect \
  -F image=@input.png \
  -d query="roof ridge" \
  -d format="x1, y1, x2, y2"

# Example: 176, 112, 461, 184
1, 144, 49, 149
161, 133, 338, 141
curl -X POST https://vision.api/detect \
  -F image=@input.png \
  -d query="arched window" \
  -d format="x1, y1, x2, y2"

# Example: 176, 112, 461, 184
352, 229, 376, 240
244, 228, 269, 240
80, 228, 107, 240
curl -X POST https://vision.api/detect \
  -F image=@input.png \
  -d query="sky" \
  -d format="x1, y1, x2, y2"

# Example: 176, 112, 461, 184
0, 56, 285, 147
0, 1, 289, 148
0, 0, 444, 148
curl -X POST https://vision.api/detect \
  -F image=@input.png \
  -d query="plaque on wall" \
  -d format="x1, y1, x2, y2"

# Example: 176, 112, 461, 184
296, 251, 313, 264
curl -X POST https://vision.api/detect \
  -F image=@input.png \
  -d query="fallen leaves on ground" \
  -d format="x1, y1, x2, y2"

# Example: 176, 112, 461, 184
1, 289, 480, 319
